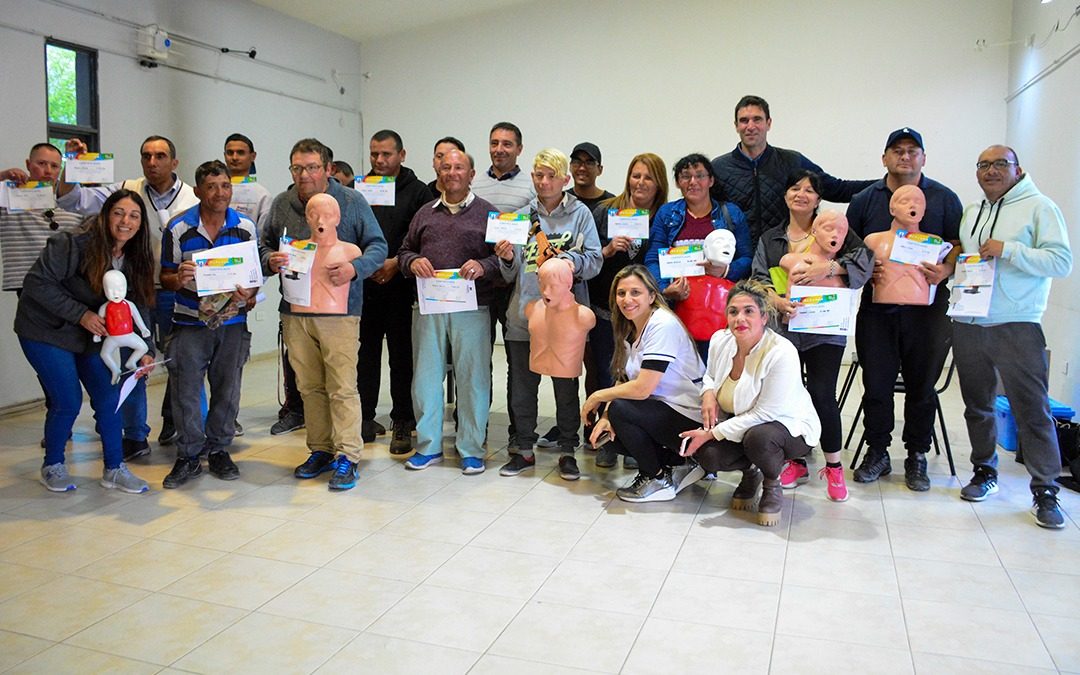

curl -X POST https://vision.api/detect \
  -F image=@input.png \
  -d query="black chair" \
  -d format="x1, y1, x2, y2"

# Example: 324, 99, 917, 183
844, 355, 957, 476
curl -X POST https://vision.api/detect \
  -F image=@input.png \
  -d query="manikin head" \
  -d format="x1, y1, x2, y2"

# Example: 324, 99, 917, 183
306, 193, 341, 245
811, 211, 849, 256
537, 257, 574, 308
703, 228, 736, 266
103, 269, 128, 303
889, 184, 926, 229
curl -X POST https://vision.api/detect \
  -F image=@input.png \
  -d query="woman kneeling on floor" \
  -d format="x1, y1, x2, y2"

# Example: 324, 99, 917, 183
679, 279, 821, 526
581, 265, 706, 503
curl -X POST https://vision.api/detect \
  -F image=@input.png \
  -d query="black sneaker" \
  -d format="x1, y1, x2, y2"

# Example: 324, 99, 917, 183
1032, 488, 1065, 529
595, 446, 617, 468
163, 457, 202, 489
389, 421, 414, 455
623, 455, 639, 470
361, 419, 387, 443
499, 453, 535, 476
853, 449, 892, 483
122, 438, 150, 462
294, 451, 337, 479
536, 425, 560, 449
904, 453, 930, 492
207, 451, 240, 481
960, 467, 999, 502
270, 410, 304, 436
558, 455, 580, 481
328, 456, 359, 491
158, 422, 178, 446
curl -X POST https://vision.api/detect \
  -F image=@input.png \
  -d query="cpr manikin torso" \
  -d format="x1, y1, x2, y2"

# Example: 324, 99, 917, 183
675, 228, 736, 340
780, 210, 849, 290
95, 269, 152, 384
291, 193, 361, 315
864, 184, 931, 305
526, 257, 596, 377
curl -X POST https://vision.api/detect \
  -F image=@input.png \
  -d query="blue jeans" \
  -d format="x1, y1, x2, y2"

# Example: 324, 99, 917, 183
19, 336, 123, 469
412, 306, 491, 459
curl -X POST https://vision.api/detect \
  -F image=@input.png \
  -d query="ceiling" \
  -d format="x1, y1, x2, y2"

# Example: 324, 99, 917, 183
250, 0, 536, 43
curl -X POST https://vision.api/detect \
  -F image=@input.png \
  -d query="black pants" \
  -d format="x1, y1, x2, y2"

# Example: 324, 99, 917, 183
607, 398, 698, 477
280, 330, 303, 418
505, 340, 579, 453
358, 280, 414, 424
855, 306, 950, 454
696, 421, 813, 479
799, 343, 845, 455
490, 284, 516, 437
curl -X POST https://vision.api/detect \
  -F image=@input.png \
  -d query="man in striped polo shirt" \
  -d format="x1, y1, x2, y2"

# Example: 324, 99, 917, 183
159, 160, 258, 488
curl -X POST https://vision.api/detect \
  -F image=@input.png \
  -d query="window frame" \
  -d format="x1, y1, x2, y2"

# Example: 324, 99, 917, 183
45, 38, 100, 152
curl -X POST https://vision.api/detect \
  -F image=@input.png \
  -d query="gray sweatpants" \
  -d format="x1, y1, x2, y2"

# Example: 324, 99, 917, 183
953, 321, 1061, 492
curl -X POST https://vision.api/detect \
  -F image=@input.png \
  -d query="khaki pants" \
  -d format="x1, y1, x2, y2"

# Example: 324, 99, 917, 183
282, 314, 362, 462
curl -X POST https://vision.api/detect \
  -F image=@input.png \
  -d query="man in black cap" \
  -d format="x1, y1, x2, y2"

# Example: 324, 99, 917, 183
846, 128, 963, 491
566, 142, 614, 212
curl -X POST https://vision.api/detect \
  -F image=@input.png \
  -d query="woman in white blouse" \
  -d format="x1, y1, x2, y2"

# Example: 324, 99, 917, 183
581, 265, 706, 503
680, 279, 821, 526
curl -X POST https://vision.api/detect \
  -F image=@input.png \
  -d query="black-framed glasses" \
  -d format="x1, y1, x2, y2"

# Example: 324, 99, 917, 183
976, 159, 1017, 171
44, 209, 58, 230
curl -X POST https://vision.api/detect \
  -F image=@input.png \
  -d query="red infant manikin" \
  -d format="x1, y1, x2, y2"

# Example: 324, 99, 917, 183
675, 228, 735, 341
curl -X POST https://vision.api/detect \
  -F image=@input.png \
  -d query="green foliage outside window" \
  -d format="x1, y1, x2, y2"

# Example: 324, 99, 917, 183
46, 44, 77, 126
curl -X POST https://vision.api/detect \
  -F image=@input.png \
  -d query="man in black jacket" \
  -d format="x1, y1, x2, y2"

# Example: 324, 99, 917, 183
711, 95, 874, 245
358, 130, 435, 452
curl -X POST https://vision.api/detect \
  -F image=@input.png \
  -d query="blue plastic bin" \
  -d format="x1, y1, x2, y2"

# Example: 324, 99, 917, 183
995, 395, 1076, 451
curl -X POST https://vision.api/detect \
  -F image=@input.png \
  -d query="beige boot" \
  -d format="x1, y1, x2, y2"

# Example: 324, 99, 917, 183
757, 478, 783, 527
731, 468, 762, 511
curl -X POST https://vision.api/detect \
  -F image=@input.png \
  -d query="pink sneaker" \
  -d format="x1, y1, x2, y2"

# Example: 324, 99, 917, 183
819, 466, 849, 502
779, 460, 809, 489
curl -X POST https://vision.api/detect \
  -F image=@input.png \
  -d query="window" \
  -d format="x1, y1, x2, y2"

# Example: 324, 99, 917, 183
45, 40, 99, 153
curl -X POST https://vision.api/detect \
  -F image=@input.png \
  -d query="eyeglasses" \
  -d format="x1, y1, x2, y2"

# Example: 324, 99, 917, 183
570, 158, 598, 168
678, 172, 711, 183
44, 209, 58, 231
288, 163, 325, 175
976, 159, 1017, 171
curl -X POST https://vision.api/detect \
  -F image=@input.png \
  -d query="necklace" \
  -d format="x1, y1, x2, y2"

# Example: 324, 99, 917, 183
787, 228, 811, 243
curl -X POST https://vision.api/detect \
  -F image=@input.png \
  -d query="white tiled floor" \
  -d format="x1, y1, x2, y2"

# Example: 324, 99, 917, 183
1, 349, 1078, 674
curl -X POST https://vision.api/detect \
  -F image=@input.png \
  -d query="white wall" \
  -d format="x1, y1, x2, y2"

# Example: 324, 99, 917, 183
1005, 1, 1080, 410
0, 0, 363, 409
359, 0, 1011, 211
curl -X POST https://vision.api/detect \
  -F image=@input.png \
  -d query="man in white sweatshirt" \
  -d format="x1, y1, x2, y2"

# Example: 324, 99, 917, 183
952, 145, 1073, 529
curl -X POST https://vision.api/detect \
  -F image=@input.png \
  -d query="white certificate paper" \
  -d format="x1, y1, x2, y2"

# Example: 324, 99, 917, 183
230, 175, 260, 205
486, 211, 531, 245
787, 285, 858, 336
355, 176, 395, 206
6, 182, 56, 211
889, 230, 948, 266
658, 244, 705, 279
64, 153, 114, 184
607, 208, 649, 239
193, 240, 262, 297
417, 270, 477, 315
281, 269, 311, 306
947, 254, 996, 318
279, 236, 317, 274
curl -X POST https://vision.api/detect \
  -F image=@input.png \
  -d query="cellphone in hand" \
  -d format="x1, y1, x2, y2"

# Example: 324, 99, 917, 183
593, 430, 612, 448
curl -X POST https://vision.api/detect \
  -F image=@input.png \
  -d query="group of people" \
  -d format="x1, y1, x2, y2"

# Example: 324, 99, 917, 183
1, 94, 1072, 529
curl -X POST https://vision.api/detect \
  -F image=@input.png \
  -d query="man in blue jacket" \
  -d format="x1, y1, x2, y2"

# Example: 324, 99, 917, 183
952, 145, 1072, 529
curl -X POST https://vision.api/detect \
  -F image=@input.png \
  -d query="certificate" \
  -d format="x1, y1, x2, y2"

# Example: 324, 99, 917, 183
485, 211, 530, 245
64, 153, 114, 184
281, 269, 311, 306
788, 285, 858, 336
6, 181, 56, 211
356, 176, 395, 206
279, 236, 317, 274
230, 175, 261, 204
607, 208, 649, 239
0, 181, 9, 208
192, 240, 262, 297
658, 244, 705, 279
889, 230, 947, 266
417, 270, 478, 315
947, 254, 996, 318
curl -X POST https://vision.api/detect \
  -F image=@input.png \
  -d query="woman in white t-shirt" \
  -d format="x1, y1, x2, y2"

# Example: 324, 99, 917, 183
679, 280, 822, 527
581, 265, 707, 503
